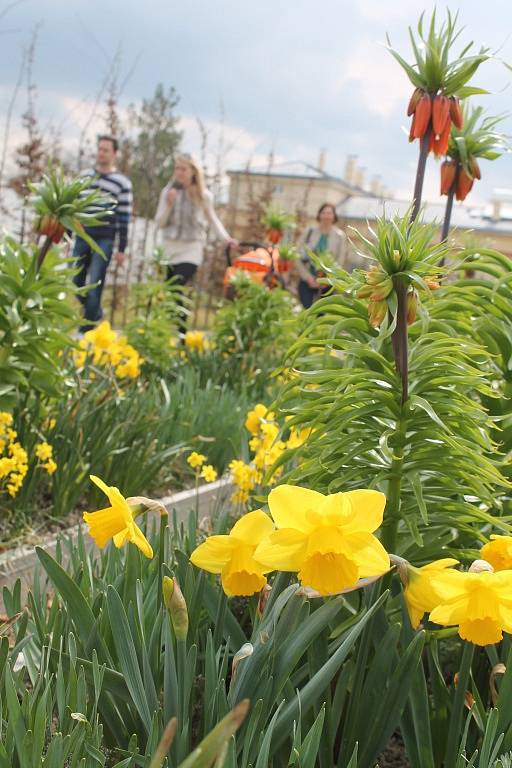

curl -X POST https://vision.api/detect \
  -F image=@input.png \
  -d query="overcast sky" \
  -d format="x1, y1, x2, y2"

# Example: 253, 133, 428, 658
1, 0, 511, 204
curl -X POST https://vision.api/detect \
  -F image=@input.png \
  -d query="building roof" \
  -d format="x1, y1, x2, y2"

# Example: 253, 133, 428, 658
338, 195, 512, 236
227, 160, 371, 195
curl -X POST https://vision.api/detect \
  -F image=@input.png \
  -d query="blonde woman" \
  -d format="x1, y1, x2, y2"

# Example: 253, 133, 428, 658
155, 153, 237, 289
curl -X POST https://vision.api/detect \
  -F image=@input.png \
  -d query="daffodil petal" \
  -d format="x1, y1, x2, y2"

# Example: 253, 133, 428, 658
344, 532, 390, 577
498, 603, 512, 634
429, 570, 470, 601
129, 522, 154, 559
221, 569, 266, 597
90, 474, 131, 518
268, 485, 324, 532
83, 507, 126, 548
430, 595, 468, 626
190, 535, 236, 573
90, 474, 113, 498
230, 510, 274, 545
421, 558, 459, 572
113, 529, 130, 548
254, 528, 307, 571
459, 618, 502, 646
342, 490, 386, 533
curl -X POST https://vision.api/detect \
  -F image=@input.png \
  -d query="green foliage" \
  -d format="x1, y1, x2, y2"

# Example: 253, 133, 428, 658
212, 276, 298, 399
3, 367, 250, 536
276, 215, 509, 561
448, 104, 510, 176
30, 164, 114, 254
386, 8, 489, 96
124, 279, 186, 373
0, 518, 409, 767
126, 83, 182, 219
261, 205, 295, 233
0, 238, 77, 410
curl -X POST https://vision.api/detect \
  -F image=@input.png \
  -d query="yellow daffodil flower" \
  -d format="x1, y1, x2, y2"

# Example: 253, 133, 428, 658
254, 485, 390, 596
187, 451, 206, 469
429, 566, 512, 646
190, 510, 274, 596
245, 404, 269, 435
201, 464, 218, 483
286, 427, 312, 451
35, 441, 53, 462
84, 321, 117, 350
0, 412, 13, 428
184, 330, 207, 352
83, 475, 153, 559
481, 535, 512, 571
403, 558, 459, 629
44, 458, 57, 475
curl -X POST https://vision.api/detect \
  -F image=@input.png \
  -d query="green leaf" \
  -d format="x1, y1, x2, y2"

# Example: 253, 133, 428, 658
106, 585, 153, 734
35, 547, 110, 661
271, 591, 389, 752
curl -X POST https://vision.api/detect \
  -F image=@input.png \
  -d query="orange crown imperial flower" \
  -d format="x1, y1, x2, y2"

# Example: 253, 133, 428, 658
440, 160, 457, 196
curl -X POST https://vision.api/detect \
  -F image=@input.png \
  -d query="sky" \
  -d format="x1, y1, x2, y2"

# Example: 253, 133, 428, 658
1, 0, 511, 205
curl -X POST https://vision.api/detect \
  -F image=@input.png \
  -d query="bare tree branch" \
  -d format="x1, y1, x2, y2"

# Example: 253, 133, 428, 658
0, 0, 27, 24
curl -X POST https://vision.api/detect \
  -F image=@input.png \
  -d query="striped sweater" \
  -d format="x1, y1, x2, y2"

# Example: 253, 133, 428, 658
80, 168, 133, 252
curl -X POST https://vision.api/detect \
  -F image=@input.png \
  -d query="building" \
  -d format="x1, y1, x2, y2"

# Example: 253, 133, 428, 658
338, 190, 512, 258
225, 153, 512, 259
225, 154, 378, 241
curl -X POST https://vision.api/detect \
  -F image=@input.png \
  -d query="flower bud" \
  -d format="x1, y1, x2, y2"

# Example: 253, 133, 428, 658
406, 290, 418, 326
257, 583, 272, 616
162, 576, 189, 641
392, 249, 402, 267
366, 267, 387, 286
232, 642, 253, 677
370, 277, 393, 301
368, 299, 387, 328
424, 276, 440, 291
356, 283, 374, 299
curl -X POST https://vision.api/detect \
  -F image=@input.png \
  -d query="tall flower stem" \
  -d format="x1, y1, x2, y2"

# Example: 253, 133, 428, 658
36, 235, 52, 272
411, 126, 432, 224
394, 278, 409, 404
382, 409, 406, 555
385, 127, 430, 554
441, 185, 456, 242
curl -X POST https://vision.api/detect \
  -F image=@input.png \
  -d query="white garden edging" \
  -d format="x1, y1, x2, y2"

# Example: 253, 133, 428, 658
0, 478, 232, 612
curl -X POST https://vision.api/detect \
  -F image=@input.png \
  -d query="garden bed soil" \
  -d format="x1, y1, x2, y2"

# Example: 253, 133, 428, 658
378, 733, 410, 767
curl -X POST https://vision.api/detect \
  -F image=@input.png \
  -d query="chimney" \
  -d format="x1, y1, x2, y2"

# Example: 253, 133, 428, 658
370, 174, 381, 196
344, 154, 357, 185
318, 149, 326, 172
354, 166, 366, 190
492, 199, 501, 221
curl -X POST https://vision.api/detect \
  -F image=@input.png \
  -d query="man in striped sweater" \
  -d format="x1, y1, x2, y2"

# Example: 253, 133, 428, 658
73, 135, 133, 331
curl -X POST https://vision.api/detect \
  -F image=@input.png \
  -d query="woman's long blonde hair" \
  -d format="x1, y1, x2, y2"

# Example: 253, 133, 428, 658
175, 153, 206, 206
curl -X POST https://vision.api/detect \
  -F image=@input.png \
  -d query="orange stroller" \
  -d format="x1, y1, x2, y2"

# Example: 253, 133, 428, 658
223, 241, 285, 299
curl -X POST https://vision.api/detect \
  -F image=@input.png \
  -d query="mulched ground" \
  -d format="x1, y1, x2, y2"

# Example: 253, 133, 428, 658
377, 733, 410, 767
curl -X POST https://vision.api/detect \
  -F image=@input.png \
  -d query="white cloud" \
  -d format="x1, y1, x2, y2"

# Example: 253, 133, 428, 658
337, 39, 412, 118
357, 0, 427, 22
